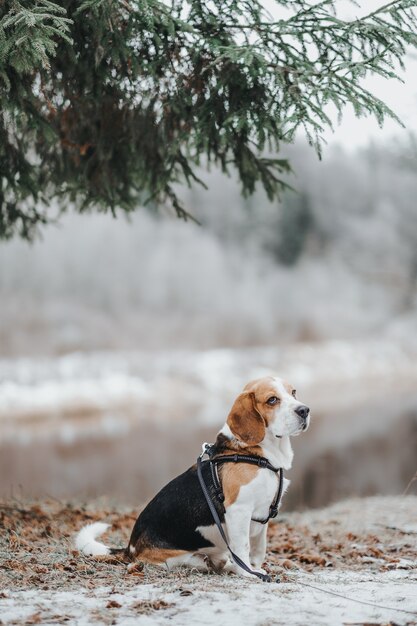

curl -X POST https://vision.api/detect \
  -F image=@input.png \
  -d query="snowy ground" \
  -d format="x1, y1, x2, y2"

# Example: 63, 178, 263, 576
2, 570, 416, 626
1, 496, 416, 626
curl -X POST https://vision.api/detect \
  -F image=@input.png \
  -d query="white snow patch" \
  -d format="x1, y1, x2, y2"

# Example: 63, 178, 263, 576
1, 570, 416, 626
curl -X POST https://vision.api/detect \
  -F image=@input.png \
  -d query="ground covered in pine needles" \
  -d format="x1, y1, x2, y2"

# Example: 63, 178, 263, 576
1, 496, 416, 625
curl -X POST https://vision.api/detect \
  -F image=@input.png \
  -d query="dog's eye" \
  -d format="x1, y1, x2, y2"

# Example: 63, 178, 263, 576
266, 396, 279, 406
292, 390, 297, 398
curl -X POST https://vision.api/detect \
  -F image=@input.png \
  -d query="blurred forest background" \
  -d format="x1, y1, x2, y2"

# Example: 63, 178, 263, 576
1, 136, 417, 509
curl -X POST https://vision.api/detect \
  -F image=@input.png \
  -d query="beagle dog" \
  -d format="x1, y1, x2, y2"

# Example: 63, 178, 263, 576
75, 376, 310, 577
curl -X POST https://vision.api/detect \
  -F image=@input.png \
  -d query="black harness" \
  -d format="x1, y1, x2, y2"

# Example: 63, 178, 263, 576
196, 443, 284, 582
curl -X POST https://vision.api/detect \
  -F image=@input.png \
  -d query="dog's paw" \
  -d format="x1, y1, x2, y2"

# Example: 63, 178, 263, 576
224, 563, 255, 578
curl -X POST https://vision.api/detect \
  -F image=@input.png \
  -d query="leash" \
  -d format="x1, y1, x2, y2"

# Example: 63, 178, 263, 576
196, 443, 284, 583
293, 580, 417, 617
197, 445, 417, 609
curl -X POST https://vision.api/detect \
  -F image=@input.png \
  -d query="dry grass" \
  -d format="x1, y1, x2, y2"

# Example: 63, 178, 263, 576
1, 497, 416, 596
268, 518, 417, 573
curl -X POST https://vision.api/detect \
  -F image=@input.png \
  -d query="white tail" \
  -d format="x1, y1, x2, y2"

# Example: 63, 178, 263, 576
75, 522, 111, 556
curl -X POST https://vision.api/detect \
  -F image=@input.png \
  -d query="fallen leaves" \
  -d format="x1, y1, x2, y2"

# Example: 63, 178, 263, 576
126, 562, 144, 577
274, 558, 297, 570
178, 588, 193, 596
3, 559, 29, 573
132, 600, 175, 614
23, 612, 43, 625
1, 498, 416, 595
343, 622, 405, 626
106, 600, 122, 609
0, 500, 136, 592
295, 553, 332, 567
267, 521, 417, 574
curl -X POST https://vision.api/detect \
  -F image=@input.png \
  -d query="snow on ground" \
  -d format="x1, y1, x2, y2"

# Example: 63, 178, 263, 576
1, 496, 416, 626
1, 569, 416, 626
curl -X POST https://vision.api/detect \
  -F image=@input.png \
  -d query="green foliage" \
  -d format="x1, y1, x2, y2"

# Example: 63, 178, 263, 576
1, 0, 417, 240
0, 0, 71, 76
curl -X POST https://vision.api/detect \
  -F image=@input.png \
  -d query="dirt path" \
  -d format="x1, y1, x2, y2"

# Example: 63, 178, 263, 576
1, 496, 416, 625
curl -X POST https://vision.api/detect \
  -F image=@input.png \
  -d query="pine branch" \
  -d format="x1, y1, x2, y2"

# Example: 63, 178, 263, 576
1, 0, 417, 239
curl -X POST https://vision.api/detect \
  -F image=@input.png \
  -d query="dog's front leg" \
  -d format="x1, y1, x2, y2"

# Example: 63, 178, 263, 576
224, 505, 258, 578
249, 523, 267, 572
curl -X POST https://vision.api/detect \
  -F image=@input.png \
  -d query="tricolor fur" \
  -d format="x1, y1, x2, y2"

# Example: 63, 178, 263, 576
75, 376, 310, 577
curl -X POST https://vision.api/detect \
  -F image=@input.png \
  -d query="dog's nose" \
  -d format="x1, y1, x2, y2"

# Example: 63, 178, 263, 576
295, 405, 310, 420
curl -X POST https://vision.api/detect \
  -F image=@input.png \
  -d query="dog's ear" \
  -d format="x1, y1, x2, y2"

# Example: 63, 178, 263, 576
227, 392, 265, 445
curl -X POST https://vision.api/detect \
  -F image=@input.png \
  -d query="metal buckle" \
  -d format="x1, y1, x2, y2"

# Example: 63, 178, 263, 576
200, 442, 214, 458
269, 506, 278, 518
258, 457, 267, 468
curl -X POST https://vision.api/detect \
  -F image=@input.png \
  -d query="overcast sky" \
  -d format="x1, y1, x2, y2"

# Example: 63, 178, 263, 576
322, 54, 417, 149
263, 0, 417, 149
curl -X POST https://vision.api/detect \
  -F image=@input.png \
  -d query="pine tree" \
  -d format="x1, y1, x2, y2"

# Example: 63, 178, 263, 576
1, 0, 417, 240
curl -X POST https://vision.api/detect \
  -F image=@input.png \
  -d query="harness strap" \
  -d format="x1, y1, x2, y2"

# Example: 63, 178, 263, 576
209, 460, 224, 503
209, 452, 280, 474
196, 455, 272, 583
252, 466, 284, 524
207, 449, 284, 524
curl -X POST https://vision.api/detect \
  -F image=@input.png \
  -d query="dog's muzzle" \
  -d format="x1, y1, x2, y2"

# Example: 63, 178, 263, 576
295, 404, 310, 430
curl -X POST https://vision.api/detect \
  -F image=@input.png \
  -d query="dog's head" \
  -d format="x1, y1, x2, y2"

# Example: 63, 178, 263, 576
226, 376, 310, 446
